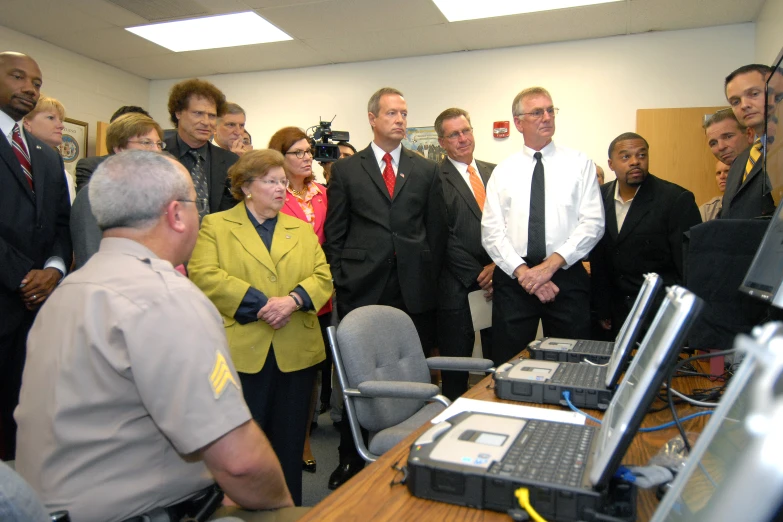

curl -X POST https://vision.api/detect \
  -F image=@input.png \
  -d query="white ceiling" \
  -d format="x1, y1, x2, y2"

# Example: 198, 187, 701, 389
1, 0, 767, 80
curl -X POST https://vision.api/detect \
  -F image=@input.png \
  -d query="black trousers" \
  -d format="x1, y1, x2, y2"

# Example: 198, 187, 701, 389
437, 307, 493, 401
0, 311, 35, 460
317, 313, 333, 407
491, 263, 591, 367
238, 349, 316, 506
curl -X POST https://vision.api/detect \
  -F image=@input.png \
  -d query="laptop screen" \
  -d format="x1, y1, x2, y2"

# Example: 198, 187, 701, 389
605, 273, 662, 387
651, 355, 757, 521
588, 287, 702, 487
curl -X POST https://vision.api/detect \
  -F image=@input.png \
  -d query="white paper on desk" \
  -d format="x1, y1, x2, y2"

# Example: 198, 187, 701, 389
468, 290, 492, 331
430, 397, 586, 426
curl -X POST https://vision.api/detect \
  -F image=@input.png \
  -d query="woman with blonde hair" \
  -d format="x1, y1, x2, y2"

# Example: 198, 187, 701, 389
23, 95, 74, 202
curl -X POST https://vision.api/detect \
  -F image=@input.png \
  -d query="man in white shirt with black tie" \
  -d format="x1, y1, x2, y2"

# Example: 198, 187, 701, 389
481, 86, 604, 366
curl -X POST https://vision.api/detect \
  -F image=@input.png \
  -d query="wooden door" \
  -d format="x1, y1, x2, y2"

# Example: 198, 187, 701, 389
636, 107, 727, 207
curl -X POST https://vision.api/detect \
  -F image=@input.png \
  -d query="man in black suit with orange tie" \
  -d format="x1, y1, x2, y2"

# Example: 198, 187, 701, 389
0, 52, 71, 459
434, 108, 495, 400
324, 87, 447, 489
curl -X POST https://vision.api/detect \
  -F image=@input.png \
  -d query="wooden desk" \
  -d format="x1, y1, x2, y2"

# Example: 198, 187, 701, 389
299, 361, 715, 522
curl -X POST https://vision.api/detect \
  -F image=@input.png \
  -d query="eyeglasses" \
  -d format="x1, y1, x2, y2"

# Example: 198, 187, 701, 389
127, 139, 166, 150
253, 178, 289, 188
178, 198, 208, 213
285, 149, 314, 159
444, 128, 473, 141
516, 107, 559, 120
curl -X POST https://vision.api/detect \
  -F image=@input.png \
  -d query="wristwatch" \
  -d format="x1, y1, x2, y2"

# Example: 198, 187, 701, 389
289, 292, 303, 311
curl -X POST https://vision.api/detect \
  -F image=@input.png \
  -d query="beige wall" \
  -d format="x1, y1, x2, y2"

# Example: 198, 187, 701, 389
0, 25, 150, 157
756, 0, 783, 64
149, 24, 754, 184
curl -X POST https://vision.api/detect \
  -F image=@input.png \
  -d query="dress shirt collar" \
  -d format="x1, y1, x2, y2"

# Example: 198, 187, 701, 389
177, 133, 208, 160
98, 237, 160, 262
522, 140, 556, 160
370, 141, 401, 170
613, 179, 639, 204
447, 156, 478, 176
0, 109, 27, 148
245, 206, 278, 231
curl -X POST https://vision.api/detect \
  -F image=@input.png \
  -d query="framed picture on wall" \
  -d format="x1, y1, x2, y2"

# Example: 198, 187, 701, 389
402, 126, 446, 163
58, 117, 88, 179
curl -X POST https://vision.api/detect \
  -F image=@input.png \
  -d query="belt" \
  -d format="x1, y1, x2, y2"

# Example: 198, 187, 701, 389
123, 484, 223, 522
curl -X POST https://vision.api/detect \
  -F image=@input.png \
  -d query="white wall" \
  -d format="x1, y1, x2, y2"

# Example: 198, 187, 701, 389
0, 25, 149, 156
149, 23, 754, 181
756, 0, 783, 64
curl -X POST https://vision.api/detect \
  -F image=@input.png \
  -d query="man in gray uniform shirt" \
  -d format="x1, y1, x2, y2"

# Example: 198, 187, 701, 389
15, 151, 306, 522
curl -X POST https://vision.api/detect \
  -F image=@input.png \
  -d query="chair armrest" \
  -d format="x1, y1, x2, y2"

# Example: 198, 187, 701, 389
356, 381, 440, 399
426, 356, 494, 372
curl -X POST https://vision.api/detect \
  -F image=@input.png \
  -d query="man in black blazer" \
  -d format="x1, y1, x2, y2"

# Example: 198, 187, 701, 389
0, 52, 71, 459
323, 87, 447, 488
434, 108, 495, 400
165, 79, 238, 215
591, 133, 701, 334
720, 64, 778, 219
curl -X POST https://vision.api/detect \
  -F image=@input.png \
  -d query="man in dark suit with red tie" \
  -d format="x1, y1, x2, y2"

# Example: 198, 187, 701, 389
434, 107, 495, 400
0, 52, 72, 459
324, 87, 447, 488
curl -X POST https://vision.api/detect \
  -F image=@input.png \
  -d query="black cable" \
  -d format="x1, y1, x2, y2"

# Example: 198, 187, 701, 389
666, 349, 736, 453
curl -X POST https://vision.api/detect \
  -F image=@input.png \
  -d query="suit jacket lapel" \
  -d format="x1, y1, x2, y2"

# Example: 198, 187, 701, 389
27, 132, 47, 218
360, 146, 391, 200
442, 160, 482, 220
227, 204, 277, 273
283, 193, 308, 222
603, 181, 619, 241
393, 148, 413, 200
737, 157, 763, 194
208, 144, 226, 211
616, 176, 654, 243
270, 216, 300, 266
0, 131, 35, 203
476, 161, 492, 186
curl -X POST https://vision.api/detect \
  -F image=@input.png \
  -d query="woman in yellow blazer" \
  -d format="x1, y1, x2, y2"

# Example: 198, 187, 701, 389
188, 149, 333, 506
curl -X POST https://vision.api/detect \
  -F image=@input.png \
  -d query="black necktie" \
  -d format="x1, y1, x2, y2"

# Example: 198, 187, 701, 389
187, 150, 210, 219
527, 151, 546, 265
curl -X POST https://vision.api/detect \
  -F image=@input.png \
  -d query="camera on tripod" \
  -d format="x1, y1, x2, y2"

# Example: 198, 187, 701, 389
310, 117, 349, 163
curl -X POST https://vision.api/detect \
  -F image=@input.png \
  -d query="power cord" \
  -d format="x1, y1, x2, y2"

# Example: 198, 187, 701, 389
514, 487, 548, 522
562, 391, 712, 431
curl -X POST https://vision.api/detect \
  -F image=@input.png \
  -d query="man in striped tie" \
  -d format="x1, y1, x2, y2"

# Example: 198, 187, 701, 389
434, 107, 496, 400
721, 64, 777, 219
0, 51, 71, 460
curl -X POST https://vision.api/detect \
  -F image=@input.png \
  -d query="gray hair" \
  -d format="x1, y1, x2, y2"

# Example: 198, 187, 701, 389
90, 150, 192, 231
512, 87, 552, 117
368, 87, 404, 116
221, 102, 246, 118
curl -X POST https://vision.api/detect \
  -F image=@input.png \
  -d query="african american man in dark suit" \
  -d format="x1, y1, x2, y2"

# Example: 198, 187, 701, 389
0, 52, 71, 459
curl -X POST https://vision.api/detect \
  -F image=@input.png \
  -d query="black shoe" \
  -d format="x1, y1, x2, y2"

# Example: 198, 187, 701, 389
303, 459, 317, 474
328, 461, 365, 490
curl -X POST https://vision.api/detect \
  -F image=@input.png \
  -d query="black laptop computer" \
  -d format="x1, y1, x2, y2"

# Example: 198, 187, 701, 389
527, 273, 662, 364
493, 284, 692, 410
407, 286, 704, 522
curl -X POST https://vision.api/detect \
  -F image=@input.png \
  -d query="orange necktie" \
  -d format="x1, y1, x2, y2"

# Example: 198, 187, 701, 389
467, 165, 485, 211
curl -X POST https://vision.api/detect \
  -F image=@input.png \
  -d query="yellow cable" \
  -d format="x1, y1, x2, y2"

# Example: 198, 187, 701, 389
514, 487, 549, 522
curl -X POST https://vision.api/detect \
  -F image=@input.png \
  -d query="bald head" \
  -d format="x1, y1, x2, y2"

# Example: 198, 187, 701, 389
0, 52, 42, 121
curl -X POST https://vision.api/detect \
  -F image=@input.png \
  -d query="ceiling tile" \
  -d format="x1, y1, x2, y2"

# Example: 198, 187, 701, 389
189, 40, 333, 74
106, 53, 219, 80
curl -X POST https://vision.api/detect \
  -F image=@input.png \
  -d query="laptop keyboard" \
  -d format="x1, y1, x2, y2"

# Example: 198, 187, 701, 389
551, 363, 606, 388
572, 339, 613, 355
490, 420, 594, 488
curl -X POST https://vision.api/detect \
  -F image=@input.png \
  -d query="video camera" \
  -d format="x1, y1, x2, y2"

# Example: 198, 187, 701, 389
310, 117, 349, 163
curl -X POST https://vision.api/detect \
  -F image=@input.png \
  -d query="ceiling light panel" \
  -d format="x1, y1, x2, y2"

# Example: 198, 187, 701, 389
432, 0, 623, 22
126, 11, 292, 52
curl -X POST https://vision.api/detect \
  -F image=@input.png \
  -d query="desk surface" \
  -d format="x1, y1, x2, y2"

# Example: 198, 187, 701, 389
299, 360, 716, 522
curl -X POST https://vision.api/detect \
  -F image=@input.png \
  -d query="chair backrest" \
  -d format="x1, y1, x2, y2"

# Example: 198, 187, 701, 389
334, 305, 431, 432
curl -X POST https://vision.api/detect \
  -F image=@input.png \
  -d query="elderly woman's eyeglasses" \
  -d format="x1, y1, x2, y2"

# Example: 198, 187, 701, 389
252, 178, 289, 188
128, 139, 166, 150
285, 149, 314, 159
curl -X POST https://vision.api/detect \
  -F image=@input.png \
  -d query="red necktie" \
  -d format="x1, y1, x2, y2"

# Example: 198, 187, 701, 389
382, 153, 396, 197
12, 123, 34, 191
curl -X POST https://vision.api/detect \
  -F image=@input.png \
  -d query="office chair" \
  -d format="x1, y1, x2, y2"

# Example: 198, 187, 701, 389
327, 305, 494, 462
